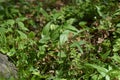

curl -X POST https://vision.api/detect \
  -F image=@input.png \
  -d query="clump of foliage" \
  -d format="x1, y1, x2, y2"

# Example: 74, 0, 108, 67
0, 0, 120, 80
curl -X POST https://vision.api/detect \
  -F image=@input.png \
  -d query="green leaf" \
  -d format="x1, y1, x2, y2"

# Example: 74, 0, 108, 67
108, 69, 120, 77
38, 45, 46, 56
79, 21, 87, 27
0, 0, 9, 3
100, 50, 111, 60
16, 17, 28, 22
32, 70, 40, 76
28, 31, 35, 39
6, 19, 15, 26
0, 48, 8, 53
70, 41, 86, 54
57, 51, 66, 58
105, 75, 110, 80
50, 24, 57, 30
64, 24, 79, 32
50, 26, 60, 41
0, 33, 6, 46
18, 41, 27, 50
112, 53, 120, 63
59, 30, 69, 45
113, 39, 120, 52
66, 18, 76, 25
91, 75, 98, 80
39, 36, 50, 43
40, 8, 49, 18
116, 23, 120, 27
96, 6, 104, 18
42, 22, 51, 36
18, 21, 28, 31
17, 30, 27, 39
7, 48, 16, 56
85, 63, 108, 77
0, 27, 6, 33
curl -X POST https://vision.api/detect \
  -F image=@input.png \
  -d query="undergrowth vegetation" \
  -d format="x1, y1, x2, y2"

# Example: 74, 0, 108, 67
0, 0, 120, 80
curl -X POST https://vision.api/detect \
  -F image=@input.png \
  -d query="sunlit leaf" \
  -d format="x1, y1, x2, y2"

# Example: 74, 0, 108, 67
108, 69, 120, 77
32, 70, 40, 76
59, 30, 69, 45
79, 21, 87, 27
42, 22, 51, 36
40, 8, 49, 18
6, 19, 15, 26
18, 22, 29, 31
0, 27, 6, 33
16, 17, 28, 22
17, 30, 27, 39
57, 51, 66, 58
96, 6, 104, 18
18, 42, 26, 50
112, 53, 120, 63
85, 63, 108, 77
116, 23, 120, 27
7, 48, 16, 56
39, 36, 50, 43
66, 18, 76, 25
64, 24, 79, 32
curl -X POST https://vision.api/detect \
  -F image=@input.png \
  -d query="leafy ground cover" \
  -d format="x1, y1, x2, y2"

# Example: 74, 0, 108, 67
0, 0, 120, 80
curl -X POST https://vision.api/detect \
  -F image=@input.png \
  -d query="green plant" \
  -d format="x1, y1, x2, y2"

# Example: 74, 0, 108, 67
0, 0, 120, 80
